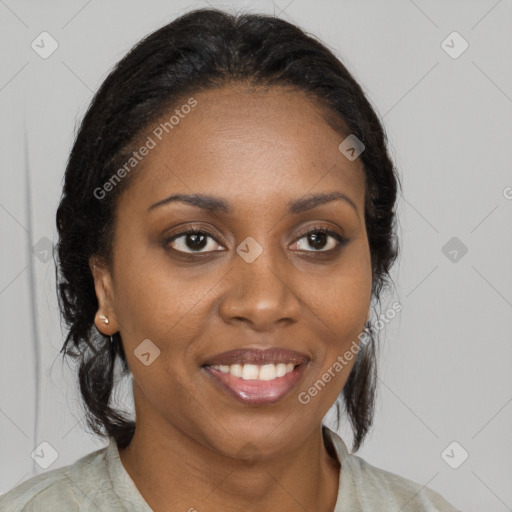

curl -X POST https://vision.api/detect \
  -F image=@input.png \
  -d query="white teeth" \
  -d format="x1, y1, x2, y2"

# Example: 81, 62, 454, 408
276, 363, 287, 377
242, 364, 259, 380
211, 363, 296, 380
259, 364, 276, 381
231, 364, 243, 377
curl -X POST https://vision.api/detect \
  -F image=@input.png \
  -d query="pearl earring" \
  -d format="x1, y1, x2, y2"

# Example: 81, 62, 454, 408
100, 314, 109, 325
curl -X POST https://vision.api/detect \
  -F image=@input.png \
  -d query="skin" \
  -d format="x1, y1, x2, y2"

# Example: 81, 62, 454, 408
90, 85, 372, 512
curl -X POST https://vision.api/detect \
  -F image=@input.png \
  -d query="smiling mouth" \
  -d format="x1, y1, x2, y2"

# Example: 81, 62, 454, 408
202, 363, 309, 405
201, 347, 310, 405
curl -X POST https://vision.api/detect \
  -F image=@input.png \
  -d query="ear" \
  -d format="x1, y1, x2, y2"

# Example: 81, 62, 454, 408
89, 255, 119, 335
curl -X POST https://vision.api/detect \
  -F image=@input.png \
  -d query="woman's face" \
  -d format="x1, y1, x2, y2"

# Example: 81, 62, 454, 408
92, 85, 372, 460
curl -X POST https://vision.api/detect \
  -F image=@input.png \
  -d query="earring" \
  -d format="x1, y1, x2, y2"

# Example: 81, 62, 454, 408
99, 314, 109, 325
110, 334, 114, 343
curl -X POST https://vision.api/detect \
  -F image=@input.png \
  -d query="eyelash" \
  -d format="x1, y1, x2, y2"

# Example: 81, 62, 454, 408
163, 224, 349, 256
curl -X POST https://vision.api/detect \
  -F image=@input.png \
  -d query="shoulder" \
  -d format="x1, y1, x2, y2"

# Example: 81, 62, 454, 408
324, 426, 462, 512
345, 453, 461, 511
0, 442, 121, 512
0, 467, 78, 512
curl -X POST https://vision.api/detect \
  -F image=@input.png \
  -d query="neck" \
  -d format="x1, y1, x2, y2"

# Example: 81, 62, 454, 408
118, 419, 340, 512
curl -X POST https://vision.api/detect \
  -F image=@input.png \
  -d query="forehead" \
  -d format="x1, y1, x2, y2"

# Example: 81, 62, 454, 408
119, 85, 366, 211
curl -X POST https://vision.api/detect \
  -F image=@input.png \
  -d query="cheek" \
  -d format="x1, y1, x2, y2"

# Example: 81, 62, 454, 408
111, 256, 224, 399
303, 242, 372, 380
306, 242, 372, 333
333, 268, 372, 332
111, 235, 209, 338
298, 269, 371, 411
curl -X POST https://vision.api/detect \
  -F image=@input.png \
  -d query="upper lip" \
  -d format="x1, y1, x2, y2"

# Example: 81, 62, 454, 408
202, 347, 310, 367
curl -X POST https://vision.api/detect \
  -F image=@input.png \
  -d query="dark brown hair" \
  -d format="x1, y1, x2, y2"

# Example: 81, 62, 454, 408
55, 7, 400, 452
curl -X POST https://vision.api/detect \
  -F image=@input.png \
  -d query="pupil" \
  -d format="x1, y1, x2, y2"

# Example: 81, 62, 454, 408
187, 233, 207, 250
309, 231, 326, 250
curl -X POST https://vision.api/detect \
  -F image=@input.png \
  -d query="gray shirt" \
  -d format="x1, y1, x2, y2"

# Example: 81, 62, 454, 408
0, 426, 462, 511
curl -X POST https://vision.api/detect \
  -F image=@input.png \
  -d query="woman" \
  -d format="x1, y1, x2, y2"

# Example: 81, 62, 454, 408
0, 7, 462, 511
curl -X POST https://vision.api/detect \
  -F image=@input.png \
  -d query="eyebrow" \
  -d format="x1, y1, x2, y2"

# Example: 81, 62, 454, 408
147, 191, 358, 216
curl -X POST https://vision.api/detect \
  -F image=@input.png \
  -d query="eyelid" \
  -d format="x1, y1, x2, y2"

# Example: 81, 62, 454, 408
293, 222, 345, 241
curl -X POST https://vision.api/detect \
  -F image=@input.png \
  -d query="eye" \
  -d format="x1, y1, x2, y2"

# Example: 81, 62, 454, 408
164, 224, 348, 255
291, 225, 348, 252
165, 229, 224, 254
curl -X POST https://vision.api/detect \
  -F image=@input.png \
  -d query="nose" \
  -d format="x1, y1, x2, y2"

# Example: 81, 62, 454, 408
219, 246, 302, 332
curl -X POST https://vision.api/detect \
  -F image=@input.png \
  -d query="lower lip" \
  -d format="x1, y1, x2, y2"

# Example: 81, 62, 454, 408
203, 364, 308, 405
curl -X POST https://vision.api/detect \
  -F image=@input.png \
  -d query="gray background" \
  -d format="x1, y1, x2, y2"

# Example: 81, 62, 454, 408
1, 0, 511, 510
